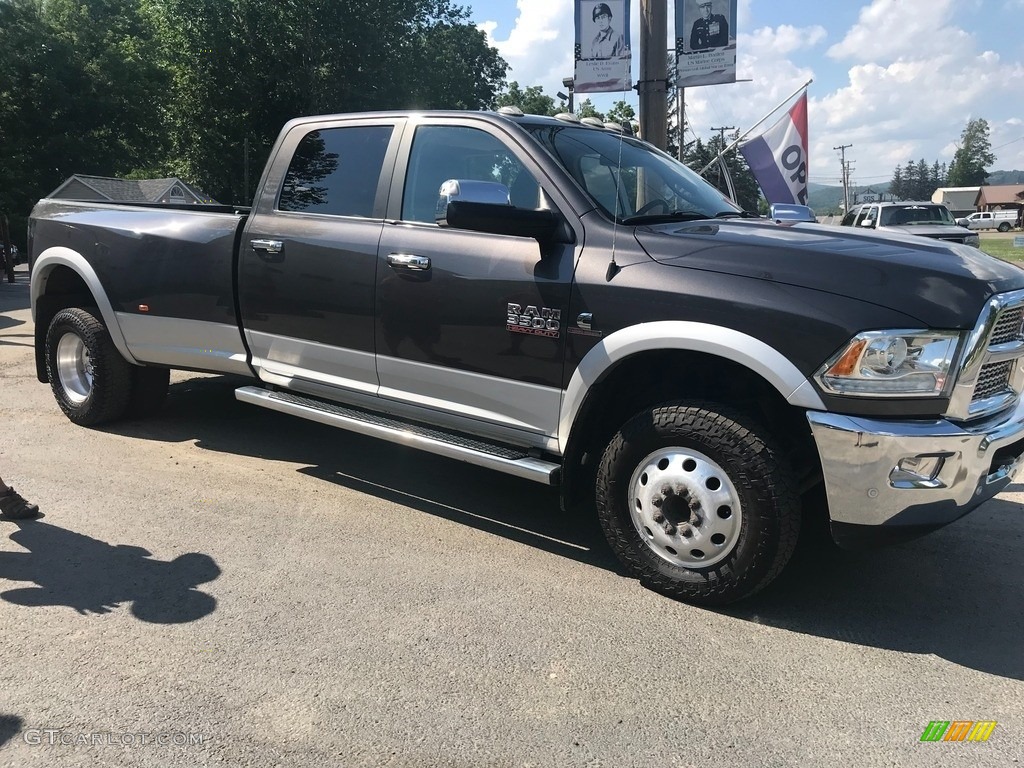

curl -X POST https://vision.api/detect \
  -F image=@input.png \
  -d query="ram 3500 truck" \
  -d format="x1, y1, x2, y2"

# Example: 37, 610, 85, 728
28, 109, 1024, 605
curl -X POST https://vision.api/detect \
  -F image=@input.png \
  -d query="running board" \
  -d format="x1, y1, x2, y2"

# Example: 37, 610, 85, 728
235, 386, 561, 485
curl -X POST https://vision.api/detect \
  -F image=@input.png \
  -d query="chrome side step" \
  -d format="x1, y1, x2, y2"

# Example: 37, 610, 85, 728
235, 386, 561, 485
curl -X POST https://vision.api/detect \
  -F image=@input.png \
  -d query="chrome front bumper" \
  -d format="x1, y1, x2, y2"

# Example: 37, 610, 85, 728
807, 398, 1024, 542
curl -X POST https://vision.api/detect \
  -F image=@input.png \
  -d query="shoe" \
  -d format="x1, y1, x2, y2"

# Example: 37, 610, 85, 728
0, 488, 40, 519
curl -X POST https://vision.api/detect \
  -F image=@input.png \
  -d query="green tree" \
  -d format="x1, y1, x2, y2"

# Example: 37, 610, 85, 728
0, 0, 167, 245
605, 100, 637, 132
684, 134, 760, 212
890, 165, 905, 200
947, 118, 995, 187
577, 98, 603, 120
142, 0, 508, 203
495, 82, 557, 116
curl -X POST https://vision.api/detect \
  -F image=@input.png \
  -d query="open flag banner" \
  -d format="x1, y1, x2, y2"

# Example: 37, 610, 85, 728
574, 0, 632, 94
738, 91, 809, 205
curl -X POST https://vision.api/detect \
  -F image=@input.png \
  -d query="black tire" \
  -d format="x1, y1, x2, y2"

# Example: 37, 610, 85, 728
44, 307, 133, 426
998, 222, 1011, 232
128, 366, 170, 417
595, 401, 800, 606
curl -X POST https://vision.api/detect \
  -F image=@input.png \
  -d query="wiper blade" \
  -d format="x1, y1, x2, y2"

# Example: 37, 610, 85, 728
620, 211, 709, 225
713, 210, 760, 219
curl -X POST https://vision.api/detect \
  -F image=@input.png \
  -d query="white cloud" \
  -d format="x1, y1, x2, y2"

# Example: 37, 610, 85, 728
478, 0, 576, 94
745, 24, 827, 56
826, 0, 971, 62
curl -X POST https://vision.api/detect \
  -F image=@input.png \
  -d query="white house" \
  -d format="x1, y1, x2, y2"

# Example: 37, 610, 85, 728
931, 187, 981, 218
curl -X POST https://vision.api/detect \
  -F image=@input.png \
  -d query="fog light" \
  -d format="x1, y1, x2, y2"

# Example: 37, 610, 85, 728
890, 454, 949, 489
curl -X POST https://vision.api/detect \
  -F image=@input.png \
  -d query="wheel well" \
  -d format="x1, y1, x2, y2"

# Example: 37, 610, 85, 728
33, 265, 98, 383
561, 349, 822, 512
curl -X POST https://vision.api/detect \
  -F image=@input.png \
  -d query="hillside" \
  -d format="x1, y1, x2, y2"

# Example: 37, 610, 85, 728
808, 170, 1024, 213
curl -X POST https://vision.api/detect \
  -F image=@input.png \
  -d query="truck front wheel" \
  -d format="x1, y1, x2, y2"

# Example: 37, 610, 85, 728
45, 307, 133, 426
595, 401, 800, 605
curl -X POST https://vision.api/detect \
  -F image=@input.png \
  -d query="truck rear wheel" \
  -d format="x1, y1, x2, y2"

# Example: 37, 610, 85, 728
595, 401, 800, 605
998, 222, 1011, 232
45, 307, 133, 426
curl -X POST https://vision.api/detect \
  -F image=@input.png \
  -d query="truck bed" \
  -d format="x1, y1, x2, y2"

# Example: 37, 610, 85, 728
30, 198, 251, 375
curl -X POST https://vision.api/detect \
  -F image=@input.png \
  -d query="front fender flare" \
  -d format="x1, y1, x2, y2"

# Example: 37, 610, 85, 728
557, 320, 825, 453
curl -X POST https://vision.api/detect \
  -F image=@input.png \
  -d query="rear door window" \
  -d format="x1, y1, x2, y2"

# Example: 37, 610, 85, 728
278, 126, 394, 217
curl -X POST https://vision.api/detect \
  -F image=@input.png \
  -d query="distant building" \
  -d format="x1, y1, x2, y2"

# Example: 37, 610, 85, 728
974, 184, 1024, 215
931, 187, 981, 218
48, 175, 218, 205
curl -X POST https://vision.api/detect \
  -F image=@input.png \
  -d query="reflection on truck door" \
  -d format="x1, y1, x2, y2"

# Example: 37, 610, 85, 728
375, 122, 573, 437
239, 121, 401, 394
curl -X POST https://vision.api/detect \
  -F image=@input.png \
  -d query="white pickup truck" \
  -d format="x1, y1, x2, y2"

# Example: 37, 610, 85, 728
957, 210, 1018, 232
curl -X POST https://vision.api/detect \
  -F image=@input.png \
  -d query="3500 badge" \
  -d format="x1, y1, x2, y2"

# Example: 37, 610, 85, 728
507, 303, 561, 337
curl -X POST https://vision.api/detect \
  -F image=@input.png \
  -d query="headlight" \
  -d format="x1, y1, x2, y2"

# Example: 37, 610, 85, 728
815, 330, 961, 396
966, 234, 981, 247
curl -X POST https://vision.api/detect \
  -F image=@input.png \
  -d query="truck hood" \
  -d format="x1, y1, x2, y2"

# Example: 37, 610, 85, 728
634, 219, 1024, 328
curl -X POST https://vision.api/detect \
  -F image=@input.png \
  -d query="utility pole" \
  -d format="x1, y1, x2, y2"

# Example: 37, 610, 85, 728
637, 0, 668, 150
834, 143, 852, 212
710, 125, 735, 186
711, 126, 735, 145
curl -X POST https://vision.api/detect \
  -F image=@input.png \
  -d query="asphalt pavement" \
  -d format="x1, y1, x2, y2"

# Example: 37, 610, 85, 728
1, 263, 1022, 767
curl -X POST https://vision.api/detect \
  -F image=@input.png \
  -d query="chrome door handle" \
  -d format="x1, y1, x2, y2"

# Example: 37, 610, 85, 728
251, 239, 283, 254
387, 253, 431, 271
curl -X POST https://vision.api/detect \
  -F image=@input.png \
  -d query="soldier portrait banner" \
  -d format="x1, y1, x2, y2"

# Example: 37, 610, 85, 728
574, 0, 632, 94
674, 0, 738, 88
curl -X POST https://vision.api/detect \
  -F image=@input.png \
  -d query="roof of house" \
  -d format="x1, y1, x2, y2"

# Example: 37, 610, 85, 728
975, 184, 1024, 207
48, 175, 217, 204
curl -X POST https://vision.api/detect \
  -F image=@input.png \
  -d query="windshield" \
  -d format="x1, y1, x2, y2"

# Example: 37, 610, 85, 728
521, 124, 741, 224
879, 205, 956, 227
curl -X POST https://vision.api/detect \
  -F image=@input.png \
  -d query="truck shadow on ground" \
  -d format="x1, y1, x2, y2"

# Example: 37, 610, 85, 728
0, 520, 220, 623
113, 374, 1024, 680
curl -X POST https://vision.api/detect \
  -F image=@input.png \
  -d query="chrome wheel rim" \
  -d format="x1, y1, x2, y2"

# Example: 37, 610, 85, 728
628, 447, 742, 568
56, 332, 93, 404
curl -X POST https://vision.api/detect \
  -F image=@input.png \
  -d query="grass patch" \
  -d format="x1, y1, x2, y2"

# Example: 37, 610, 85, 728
980, 236, 1024, 262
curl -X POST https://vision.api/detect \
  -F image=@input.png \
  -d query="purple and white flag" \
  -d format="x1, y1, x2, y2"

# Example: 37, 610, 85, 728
739, 91, 809, 205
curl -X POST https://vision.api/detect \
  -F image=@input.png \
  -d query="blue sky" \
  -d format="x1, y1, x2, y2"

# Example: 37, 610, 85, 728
469, 0, 1024, 186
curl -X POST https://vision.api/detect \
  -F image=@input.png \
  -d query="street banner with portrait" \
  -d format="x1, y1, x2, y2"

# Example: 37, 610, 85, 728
738, 91, 809, 205
574, 0, 632, 94
674, 0, 737, 88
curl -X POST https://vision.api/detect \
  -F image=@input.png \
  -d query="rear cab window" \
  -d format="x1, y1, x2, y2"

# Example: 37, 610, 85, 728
278, 126, 395, 218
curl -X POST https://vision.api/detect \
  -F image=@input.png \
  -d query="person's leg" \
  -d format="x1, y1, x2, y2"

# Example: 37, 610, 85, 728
0, 478, 39, 519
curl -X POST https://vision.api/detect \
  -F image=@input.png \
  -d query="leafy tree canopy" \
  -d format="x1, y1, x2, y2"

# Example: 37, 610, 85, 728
0, 0, 509, 223
947, 117, 995, 187
495, 82, 557, 116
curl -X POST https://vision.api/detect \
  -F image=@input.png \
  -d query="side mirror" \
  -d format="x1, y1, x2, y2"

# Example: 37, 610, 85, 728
436, 179, 570, 243
435, 179, 510, 222
859, 218, 875, 228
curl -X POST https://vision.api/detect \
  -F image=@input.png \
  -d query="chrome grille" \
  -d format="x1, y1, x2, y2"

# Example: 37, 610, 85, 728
974, 360, 1013, 400
947, 289, 1024, 421
990, 307, 1024, 345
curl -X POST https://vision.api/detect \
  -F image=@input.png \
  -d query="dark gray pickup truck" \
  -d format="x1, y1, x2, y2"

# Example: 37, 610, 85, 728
28, 109, 1024, 605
